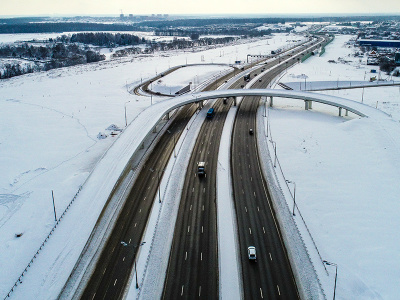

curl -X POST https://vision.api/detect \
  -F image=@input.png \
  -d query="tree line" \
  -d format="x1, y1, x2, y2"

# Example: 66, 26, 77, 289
0, 42, 105, 79
52, 32, 145, 47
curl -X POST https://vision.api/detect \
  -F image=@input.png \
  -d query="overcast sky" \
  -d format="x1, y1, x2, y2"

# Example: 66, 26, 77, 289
1, 0, 399, 16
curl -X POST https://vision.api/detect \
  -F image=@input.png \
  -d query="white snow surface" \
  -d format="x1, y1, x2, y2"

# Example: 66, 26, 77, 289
1, 32, 400, 300
151, 64, 232, 95
0, 33, 294, 299
273, 35, 400, 299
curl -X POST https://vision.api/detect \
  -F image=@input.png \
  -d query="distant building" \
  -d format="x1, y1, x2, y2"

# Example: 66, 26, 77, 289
358, 39, 400, 48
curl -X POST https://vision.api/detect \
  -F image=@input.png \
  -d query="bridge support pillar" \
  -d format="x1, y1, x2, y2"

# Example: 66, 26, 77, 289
140, 142, 144, 149
269, 96, 273, 107
198, 101, 204, 109
153, 126, 157, 133
339, 107, 342, 117
309, 101, 312, 109
345, 109, 348, 116
233, 96, 237, 106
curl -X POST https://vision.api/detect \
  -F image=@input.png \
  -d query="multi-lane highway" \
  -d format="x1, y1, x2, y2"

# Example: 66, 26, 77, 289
68, 35, 326, 299
74, 66, 239, 299
162, 36, 326, 299
230, 37, 325, 299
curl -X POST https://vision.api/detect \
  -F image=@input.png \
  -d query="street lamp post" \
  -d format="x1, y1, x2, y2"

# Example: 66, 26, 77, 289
323, 260, 338, 300
167, 130, 176, 158
151, 168, 164, 203
124, 101, 130, 127
286, 180, 296, 216
120, 241, 146, 289
157, 169, 164, 203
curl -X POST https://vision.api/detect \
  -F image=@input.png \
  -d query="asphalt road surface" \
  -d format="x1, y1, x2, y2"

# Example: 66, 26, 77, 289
77, 35, 325, 300
230, 37, 325, 299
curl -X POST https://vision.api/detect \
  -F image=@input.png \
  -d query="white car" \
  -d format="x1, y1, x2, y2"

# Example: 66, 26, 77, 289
248, 246, 256, 261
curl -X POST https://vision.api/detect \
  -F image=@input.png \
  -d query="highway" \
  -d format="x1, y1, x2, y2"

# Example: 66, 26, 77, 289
77, 66, 240, 299
162, 37, 325, 299
230, 38, 325, 299
79, 103, 198, 300
74, 35, 326, 299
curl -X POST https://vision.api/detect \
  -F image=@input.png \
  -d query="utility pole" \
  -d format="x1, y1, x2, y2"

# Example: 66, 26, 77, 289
52, 190, 57, 221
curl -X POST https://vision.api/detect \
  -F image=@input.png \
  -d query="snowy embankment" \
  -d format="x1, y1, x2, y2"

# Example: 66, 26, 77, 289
0, 33, 297, 298
273, 35, 400, 299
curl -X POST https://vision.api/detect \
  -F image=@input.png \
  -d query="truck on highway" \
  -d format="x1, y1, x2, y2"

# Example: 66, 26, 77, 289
206, 108, 215, 119
198, 162, 206, 177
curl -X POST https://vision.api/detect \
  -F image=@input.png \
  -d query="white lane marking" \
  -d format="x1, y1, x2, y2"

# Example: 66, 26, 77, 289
202, 226, 204, 233
203, 188, 206, 193
148, 186, 150, 190
185, 252, 188, 260
269, 253, 273, 261
139, 209, 141, 213
260, 288, 264, 299
249, 228, 252, 235
123, 257, 125, 262
263, 227, 265, 234
245, 207, 247, 213
202, 205, 204, 211
188, 226, 190, 233
249, 164, 251, 168
114, 279, 117, 286
134, 223, 137, 227
190, 205, 192, 211
257, 206, 260, 212
103, 268, 106, 274
201, 252, 203, 261
242, 189, 244, 194
144, 197, 146, 201
254, 192, 256, 197
112, 246, 115, 253
251, 177, 253, 181
199, 286, 202, 297
91, 293, 96, 300
181, 285, 184, 296
129, 238, 131, 244
277, 285, 281, 296
193, 187, 194, 192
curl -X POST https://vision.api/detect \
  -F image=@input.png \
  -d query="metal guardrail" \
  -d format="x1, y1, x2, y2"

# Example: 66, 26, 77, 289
4, 185, 83, 300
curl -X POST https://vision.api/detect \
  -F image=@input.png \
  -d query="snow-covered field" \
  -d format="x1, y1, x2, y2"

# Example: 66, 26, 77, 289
273, 35, 400, 299
151, 64, 233, 95
0, 33, 297, 298
1, 31, 400, 300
